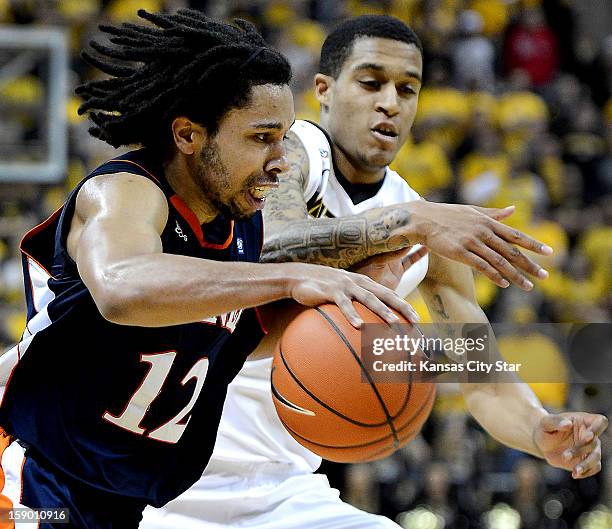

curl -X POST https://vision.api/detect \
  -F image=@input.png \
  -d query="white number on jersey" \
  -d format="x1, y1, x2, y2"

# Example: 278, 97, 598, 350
148, 357, 209, 443
102, 351, 209, 443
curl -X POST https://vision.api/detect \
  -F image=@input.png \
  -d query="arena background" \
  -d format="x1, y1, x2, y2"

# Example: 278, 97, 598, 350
0, 1, 610, 528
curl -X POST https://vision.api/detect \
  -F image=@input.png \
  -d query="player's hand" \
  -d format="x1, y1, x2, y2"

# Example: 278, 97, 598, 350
534, 412, 608, 479
350, 246, 428, 290
284, 263, 419, 328
407, 201, 552, 291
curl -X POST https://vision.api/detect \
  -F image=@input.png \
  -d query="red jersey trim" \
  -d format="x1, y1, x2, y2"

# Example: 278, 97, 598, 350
254, 307, 269, 335
169, 194, 234, 250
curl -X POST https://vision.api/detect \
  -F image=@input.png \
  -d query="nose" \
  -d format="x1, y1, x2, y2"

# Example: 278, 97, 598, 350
375, 84, 400, 117
265, 142, 289, 175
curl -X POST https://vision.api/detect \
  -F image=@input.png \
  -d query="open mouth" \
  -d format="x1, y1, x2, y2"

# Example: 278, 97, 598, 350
371, 127, 398, 138
249, 186, 268, 200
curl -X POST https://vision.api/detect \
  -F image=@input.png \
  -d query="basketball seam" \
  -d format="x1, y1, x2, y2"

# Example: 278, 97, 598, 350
361, 387, 437, 460
276, 346, 386, 427
270, 368, 315, 416
314, 307, 399, 446
275, 384, 436, 451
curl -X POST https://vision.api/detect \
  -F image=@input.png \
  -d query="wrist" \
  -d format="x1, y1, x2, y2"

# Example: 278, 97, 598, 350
273, 262, 306, 300
403, 201, 430, 245
530, 407, 549, 458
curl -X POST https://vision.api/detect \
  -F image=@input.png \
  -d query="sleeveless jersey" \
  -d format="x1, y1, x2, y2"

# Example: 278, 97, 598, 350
188, 120, 429, 485
0, 149, 265, 507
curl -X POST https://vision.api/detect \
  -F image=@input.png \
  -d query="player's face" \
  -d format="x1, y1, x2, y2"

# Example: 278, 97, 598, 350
195, 84, 294, 219
319, 37, 422, 172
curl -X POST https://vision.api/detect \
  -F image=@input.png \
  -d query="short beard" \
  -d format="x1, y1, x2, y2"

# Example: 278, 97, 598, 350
197, 139, 251, 220
347, 145, 389, 173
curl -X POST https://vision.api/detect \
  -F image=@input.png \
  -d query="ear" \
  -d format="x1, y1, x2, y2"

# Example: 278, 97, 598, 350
314, 73, 334, 111
171, 117, 207, 156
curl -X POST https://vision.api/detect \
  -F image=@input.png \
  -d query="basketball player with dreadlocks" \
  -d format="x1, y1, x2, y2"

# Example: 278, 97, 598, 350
0, 10, 423, 528
141, 15, 607, 529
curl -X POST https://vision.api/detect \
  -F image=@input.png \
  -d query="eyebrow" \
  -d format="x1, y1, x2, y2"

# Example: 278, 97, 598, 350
353, 63, 422, 83
251, 122, 283, 130
252, 118, 296, 131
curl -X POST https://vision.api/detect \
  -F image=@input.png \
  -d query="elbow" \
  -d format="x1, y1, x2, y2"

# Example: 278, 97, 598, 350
96, 296, 130, 325
87, 265, 141, 325
94, 290, 135, 325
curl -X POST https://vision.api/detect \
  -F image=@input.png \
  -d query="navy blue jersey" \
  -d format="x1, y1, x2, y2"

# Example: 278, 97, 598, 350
0, 149, 266, 507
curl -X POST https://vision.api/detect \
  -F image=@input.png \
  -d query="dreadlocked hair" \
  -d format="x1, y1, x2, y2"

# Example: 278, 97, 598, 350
76, 9, 292, 149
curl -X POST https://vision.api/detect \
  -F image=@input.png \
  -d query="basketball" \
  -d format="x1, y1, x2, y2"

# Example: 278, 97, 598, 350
271, 302, 436, 463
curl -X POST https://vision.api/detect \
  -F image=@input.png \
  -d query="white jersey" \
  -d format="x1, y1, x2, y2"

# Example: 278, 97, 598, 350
188, 120, 429, 485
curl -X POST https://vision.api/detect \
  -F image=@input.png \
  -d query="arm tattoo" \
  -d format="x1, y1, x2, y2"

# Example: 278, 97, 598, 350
425, 292, 456, 340
432, 294, 450, 320
261, 207, 412, 268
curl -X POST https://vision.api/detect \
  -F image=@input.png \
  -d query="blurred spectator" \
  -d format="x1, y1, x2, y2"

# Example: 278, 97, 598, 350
488, 146, 549, 229
412, 0, 456, 66
469, 0, 510, 39
541, 0, 579, 75
496, 81, 549, 158
533, 133, 565, 206
510, 458, 548, 529
391, 123, 453, 201
451, 10, 495, 91
562, 99, 607, 205
418, 462, 457, 526
345, 463, 380, 514
503, 5, 560, 87
416, 60, 470, 155
498, 327, 569, 409
459, 125, 510, 205
587, 35, 612, 108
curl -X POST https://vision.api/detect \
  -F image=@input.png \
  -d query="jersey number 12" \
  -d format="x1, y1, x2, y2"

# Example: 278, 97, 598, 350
103, 351, 209, 443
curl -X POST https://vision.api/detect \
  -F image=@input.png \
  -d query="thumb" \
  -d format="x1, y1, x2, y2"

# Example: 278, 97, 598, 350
474, 205, 515, 221
539, 414, 573, 434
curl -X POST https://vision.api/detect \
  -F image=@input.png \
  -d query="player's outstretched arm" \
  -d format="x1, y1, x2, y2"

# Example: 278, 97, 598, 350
418, 254, 608, 478
261, 131, 552, 291
69, 173, 417, 328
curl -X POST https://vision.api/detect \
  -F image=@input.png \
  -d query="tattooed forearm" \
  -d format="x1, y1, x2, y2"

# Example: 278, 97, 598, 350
261, 206, 412, 268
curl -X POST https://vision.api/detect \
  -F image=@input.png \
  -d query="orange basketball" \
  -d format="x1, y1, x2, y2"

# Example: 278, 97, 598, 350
271, 302, 435, 463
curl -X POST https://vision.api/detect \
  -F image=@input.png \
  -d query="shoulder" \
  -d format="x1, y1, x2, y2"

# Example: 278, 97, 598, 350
289, 120, 333, 201
75, 172, 168, 230
289, 120, 331, 162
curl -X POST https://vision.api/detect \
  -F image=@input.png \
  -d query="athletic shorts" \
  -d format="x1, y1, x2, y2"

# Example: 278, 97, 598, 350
140, 461, 399, 529
0, 430, 146, 529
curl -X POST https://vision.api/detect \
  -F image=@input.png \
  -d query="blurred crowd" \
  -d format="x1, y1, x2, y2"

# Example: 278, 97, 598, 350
0, 1, 610, 528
